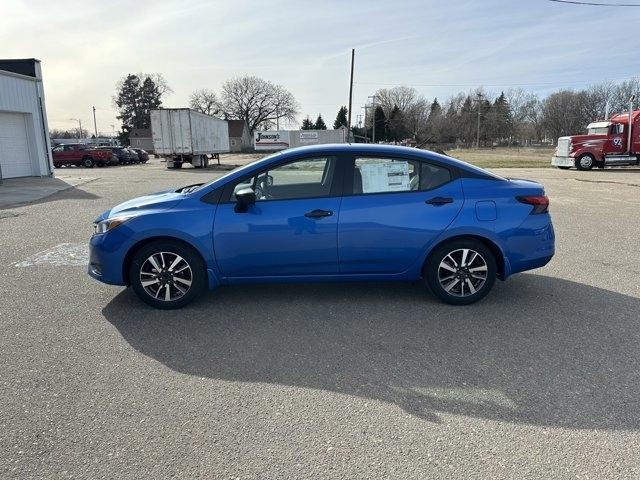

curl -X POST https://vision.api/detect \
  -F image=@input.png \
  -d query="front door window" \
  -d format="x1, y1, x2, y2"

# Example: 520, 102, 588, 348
232, 156, 336, 201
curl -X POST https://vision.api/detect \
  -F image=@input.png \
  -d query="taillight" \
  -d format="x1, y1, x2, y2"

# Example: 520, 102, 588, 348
517, 195, 549, 214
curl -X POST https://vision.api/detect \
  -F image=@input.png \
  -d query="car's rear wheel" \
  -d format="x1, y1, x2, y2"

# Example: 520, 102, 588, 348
424, 239, 496, 305
129, 241, 207, 309
575, 154, 594, 171
82, 156, 95, 168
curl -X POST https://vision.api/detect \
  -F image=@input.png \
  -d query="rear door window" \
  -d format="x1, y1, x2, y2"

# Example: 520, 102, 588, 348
353, 157, 450, 194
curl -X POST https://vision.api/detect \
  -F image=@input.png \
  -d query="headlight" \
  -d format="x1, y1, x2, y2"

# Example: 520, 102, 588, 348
93, 216, 132, 234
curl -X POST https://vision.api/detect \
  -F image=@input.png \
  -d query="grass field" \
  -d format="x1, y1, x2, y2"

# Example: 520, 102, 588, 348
444, 147, 554, 168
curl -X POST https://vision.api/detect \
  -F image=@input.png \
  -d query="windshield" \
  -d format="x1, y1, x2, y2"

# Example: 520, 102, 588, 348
588, 127, 608, 135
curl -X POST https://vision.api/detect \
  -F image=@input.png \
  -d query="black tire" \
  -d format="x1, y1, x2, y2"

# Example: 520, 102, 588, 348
557, 166, 570, 170
129, 240, 207, 309
171, 162, 183, 169
575, 154, 594, 171
424, 239, 497, 305
82, 156, 95, 168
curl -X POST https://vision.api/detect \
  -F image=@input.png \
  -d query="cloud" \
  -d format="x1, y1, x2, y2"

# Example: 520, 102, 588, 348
1, 0, 638, 132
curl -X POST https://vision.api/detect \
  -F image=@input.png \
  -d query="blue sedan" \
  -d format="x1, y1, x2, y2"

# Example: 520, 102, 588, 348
89, 144, 555, 308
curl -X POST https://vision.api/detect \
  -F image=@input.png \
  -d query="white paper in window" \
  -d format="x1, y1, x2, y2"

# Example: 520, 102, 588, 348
360, 162, 410, 193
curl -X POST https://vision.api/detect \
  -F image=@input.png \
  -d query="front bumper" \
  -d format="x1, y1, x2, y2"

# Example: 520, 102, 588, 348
88, 231, 130, 285
551, 156, 574, 167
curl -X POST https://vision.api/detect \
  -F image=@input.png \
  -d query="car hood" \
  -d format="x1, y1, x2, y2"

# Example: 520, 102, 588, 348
96, 189, 184, 222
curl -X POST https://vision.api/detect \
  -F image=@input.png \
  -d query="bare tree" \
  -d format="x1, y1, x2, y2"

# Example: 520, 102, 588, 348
506, 88, 540, 143
403, 98, 430, 140
219, 76, 298, 134
542, 90, 587, 140
189, 89, 220, 116
135, 73, 173, 97
609, 78, 640, 115
375, 86, 420, 118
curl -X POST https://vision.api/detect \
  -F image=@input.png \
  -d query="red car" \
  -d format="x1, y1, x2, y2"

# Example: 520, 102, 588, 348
52, 143, 117, 168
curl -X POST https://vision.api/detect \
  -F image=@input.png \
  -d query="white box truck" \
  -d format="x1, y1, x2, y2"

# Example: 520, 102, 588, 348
150, 108, 230, 169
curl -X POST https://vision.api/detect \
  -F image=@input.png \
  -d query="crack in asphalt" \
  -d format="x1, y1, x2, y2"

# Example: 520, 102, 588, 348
574, 178, 640, 188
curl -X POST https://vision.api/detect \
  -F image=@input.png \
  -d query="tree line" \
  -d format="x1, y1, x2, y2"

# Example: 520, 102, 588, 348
352, 80, 640, 146
112, 72, 640, 147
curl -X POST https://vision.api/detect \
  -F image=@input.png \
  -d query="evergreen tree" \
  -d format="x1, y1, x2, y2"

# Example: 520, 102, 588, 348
373, 106, 387, 142
301, 116, 314, 130
425, 98, 443, 143
488, 91, 512, 144
387, 105, 407, 142
459, 96, 475, 146
429, 98, 442, 117
139, 77, 162, 128
333, 106, 348, 129
314, 114, 327, 130
114, 73, 167, 144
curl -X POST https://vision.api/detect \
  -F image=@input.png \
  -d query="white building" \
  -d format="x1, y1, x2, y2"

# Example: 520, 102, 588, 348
0, 59, 53, 179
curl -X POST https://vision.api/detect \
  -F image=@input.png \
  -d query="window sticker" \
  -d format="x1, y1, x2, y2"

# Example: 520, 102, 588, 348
360, 161, 410, 193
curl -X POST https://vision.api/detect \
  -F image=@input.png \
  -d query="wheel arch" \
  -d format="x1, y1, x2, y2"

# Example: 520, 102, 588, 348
122, 236, 208, 286
422, 234, 507, 280
574, 148, 602, 162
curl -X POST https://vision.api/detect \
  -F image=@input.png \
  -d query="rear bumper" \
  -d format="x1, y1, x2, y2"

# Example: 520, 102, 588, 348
503, 214, 555, 277
551, 156, 574, 167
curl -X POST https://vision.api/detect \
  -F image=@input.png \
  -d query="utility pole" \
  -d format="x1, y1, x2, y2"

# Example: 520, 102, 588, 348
92, 106, 98, 144
362, 106, 369, 143
368, 95, 377, 143
347, 48, 355, 137
276, 104, 280, 131
475, 92, 484, 148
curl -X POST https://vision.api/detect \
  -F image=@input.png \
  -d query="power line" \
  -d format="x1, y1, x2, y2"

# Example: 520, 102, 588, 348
548, 0, 640, 5
355, 76, 640, 88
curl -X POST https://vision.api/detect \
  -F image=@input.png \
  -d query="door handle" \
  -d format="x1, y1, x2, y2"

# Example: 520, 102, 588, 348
425, 196, 454, 206
304, 209, 333, 219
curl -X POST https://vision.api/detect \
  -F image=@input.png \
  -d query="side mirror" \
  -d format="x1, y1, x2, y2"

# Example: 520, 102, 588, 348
234, 187, 256, 213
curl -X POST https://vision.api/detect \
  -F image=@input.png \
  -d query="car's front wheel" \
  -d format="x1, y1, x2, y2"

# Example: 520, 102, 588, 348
129, 241, 207, 309
424, 239, 497, 305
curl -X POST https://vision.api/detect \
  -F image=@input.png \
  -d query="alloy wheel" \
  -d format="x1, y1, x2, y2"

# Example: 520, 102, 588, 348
437, 248, 488, 297
139, 252, 193, 301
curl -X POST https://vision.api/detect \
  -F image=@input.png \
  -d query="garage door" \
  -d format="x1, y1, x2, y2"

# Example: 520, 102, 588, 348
0, 112, 32, 179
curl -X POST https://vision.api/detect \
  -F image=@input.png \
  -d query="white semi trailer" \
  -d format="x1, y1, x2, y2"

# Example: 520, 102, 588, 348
150, 108, 230, 169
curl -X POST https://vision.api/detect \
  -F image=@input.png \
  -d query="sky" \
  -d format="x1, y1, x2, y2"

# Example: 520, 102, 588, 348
2, 0, 639, 135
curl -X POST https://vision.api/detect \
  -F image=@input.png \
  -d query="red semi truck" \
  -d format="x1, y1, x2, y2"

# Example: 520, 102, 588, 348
552, 105, 640, 171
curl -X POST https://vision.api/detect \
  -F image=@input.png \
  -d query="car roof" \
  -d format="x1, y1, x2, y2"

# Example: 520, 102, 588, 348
203, 144, 502, 192
273, 143, 502, 178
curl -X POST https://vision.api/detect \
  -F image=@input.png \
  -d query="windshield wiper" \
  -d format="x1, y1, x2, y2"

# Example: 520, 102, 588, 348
177, 183, 204, 194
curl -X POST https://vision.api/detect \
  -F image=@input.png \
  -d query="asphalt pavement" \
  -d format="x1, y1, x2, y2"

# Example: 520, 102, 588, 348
1, 159, 639, 479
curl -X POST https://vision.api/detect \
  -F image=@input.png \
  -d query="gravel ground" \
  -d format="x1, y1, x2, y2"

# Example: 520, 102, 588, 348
1, 158, 639, 479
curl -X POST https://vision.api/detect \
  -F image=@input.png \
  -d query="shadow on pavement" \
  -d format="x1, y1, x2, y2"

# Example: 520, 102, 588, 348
102, 274, 640, 429
0, 176, 99, 209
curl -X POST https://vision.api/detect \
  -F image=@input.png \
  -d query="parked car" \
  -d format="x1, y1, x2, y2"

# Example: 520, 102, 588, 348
52, 143, 116, 168
126, 148, 140, 164
89, 147, 119, 166
131, 148, 149, 163
88, 144, 555, 309
108, 147, 134, 165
